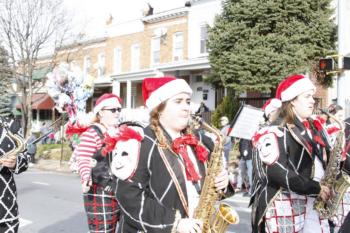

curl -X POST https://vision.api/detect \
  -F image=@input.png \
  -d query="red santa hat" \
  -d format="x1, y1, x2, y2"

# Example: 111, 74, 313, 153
276, 74, 316, 102
142, 77, 192, 110
93, 93, 122, 115
262, 98, 282, 117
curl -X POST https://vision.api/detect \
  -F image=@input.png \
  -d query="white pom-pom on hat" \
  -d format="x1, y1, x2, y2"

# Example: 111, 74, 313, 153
262, 98, 282, 117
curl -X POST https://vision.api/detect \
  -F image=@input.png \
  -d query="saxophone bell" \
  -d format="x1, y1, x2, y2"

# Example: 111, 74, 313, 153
211, 202, 240, 229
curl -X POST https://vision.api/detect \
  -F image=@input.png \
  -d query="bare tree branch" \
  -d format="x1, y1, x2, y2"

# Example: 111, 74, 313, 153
0, 0, 73, 137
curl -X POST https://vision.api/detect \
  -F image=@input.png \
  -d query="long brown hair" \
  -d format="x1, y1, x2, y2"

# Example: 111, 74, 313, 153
149, 101, 191, 148
279, 100, 297, 125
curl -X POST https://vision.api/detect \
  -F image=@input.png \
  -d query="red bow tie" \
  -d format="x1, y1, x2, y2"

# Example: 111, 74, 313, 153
172, 134, 208, 182
303, 120, 311, 130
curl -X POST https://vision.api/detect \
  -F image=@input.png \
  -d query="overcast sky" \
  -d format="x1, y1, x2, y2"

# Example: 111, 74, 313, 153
64, 0, 186, 33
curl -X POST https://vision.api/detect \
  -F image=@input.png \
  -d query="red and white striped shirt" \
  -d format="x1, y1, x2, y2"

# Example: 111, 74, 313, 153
75, 127, 103, 183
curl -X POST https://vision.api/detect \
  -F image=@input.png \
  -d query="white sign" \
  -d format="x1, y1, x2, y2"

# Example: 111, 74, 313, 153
229, 105, 264, 140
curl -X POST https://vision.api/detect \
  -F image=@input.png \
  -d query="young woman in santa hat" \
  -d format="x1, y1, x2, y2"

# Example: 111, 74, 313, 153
74, 93, 122, 233
115, 77, 233, 233
320, 103, 350, 233
251, 74, 333, 233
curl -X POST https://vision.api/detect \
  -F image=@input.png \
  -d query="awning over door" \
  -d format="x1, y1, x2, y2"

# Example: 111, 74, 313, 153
16, 93, 55, 110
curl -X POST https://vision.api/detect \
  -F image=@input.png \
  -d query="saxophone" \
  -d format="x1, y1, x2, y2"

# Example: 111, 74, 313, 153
191, 115, 239, 233
0, 117, 26, 170
314, 112, 350, 218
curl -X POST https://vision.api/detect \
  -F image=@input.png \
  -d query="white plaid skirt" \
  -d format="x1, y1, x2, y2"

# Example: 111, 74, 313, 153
333, 188, 350, 232
264, 191, 329, 233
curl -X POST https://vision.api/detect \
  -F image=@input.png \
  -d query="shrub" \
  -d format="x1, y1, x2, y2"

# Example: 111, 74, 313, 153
37, 143, 72, 161
211, 93, 240, 128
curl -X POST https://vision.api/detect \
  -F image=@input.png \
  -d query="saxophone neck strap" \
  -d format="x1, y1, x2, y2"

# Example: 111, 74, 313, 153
158, 146, 189, 217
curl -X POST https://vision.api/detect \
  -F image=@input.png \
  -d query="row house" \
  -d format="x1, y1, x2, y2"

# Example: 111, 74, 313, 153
45, 0, 223, 114
109, 0, 222, 111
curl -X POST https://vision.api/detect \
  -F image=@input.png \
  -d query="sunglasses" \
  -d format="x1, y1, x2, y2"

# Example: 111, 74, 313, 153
103, 108, 122, 113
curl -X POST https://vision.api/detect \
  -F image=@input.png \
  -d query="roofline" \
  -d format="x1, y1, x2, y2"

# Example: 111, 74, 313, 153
110, 68, 158, 82
58, 37, 107, 51
156, 57, 210, 72
142, 7, 188, 23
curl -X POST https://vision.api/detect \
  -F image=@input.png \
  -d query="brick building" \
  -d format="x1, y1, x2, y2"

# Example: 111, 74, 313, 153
37, 0, 222, 114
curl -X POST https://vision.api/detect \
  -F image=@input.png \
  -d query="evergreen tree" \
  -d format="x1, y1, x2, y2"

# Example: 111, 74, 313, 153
211, 93, 240, 128
0, 46, 14, 117
207, 0, 336, 92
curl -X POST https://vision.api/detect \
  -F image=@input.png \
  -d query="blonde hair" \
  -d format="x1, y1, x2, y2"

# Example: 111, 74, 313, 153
91, 113, 101, 124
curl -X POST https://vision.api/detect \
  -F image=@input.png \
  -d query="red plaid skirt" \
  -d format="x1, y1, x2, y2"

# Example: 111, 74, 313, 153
83, 184, 119, 233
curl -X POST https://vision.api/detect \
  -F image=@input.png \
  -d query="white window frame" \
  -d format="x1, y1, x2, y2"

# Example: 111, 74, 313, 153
114, 47, 122, 74
131, 43, 140, 71
83, 55, 91, 74
200, 24, 208, 54
173, 32, 183, 61
151, 37, 160, 65
97, 53, 105, 77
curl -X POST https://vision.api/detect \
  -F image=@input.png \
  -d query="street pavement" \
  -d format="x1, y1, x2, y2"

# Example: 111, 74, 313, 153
16, 166, 88, 233
15, 160, 251, 233
226, 192, 252, 233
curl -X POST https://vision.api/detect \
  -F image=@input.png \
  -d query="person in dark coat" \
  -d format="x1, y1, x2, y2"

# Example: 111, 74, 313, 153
251, 74, 332, 233
26, 133, 37, 164
195, 101, 209, 117
0, 116, 30, 232
238, 138, 253, 195
115, 77, 233, 233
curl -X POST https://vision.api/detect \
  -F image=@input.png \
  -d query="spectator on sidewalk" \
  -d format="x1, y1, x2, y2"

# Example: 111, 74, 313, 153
48, 131, 55, 144
238, 138, 253, 196
27, 133, 37, 164
228, 160, 239, 190
220, 116, 233, 165
40, 122, 52, 144
195, 101, 209, 117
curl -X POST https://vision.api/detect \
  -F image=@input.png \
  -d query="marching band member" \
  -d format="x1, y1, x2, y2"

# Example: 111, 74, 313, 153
251, 74, 332, 233
322, 104, 350, 233
340, 117, 350, 233
115, 77, 232, 233
261, 98, 282, 126
0, 116, 30, 232
74, 93, 122, 233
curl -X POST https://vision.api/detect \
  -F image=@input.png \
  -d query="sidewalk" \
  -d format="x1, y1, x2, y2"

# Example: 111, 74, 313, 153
32, 159, 71, 173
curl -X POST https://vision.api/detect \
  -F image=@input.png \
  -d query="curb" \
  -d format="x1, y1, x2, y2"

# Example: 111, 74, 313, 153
31, 159, 72, 173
